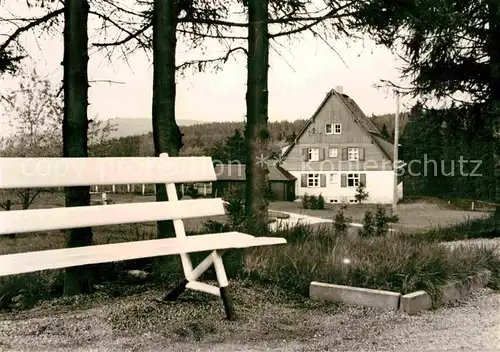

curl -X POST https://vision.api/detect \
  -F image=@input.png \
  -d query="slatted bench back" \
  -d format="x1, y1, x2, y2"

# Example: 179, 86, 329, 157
0, 154, 225, 235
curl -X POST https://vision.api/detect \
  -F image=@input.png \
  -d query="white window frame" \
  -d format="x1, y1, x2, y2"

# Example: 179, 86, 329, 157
347, 173, 360, 187
333, 124, 342, 134
308, 148, 320, 161
325, 124, 333, 134
307, 173, 320, 187
329, 147, 338, 158
348, 147, 359, 161
329, 173, 339, 184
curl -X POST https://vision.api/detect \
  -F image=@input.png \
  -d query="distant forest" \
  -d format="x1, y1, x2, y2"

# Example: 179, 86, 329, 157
97, 119, 309, 158
97, 114, 403, 158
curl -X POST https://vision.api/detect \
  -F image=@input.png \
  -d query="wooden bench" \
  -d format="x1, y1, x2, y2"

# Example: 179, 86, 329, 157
0, 153, 286, 320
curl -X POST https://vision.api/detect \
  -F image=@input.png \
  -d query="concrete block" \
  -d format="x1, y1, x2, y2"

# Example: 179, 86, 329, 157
400, 291, 432, 314
310, 282, 401, 310
439, 270, 492, 304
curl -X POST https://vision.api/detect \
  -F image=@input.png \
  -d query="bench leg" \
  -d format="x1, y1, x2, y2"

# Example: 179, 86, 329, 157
161, 250, 236, 320
220, 286, 235, 321
162, 251, 213, 301
163, 278, 188, 301
212, 250, 236, 321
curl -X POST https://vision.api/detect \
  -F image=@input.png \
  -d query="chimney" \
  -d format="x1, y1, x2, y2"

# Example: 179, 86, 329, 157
335, 86, 343, 94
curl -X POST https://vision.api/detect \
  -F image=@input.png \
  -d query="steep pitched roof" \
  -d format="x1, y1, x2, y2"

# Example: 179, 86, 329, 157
334, 91, 380, 135
214, 164, 296, 182
279, 88, 395, 162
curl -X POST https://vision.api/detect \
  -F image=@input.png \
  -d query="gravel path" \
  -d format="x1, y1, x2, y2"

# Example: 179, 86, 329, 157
1, 286, 499, 351
440, 238, 500, 256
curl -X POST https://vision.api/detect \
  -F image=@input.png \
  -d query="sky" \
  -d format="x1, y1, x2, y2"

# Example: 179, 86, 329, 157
1, 1, 414, 131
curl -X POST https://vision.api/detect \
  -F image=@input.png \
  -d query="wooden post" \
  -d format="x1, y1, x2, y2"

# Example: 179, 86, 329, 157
142, 184, 146, 196
472, 201, 475, 211
95, 185, 99, 193
112, 185, 116, 193
392, 90, 400, 212
127, 184, 131, 193
203, 184, 207, 196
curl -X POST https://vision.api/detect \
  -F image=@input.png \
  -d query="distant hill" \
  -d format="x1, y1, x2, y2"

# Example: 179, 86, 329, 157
107, 118, 206, 139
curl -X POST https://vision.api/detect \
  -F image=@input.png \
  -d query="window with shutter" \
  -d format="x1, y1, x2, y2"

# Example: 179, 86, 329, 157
347, 173, 360, 187
348, 148, 359, 161
307, 174, 320, 187
307, 148, 320, 161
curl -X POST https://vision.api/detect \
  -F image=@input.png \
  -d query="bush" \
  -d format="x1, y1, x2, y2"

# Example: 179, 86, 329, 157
354, 182, 369, 204
373, 205, 390, 236
0, 271, 64, 311
184, 183, 200, 199
387, 207, 400, 223
309, 195, 318, 209
333, 204, 351, 236
222, 187, 246, 230
317, 194, 325, 210
360, 211, 375, 237
202, 220, 231, 233
301, 193, 325, 210
302, 194, 310, 209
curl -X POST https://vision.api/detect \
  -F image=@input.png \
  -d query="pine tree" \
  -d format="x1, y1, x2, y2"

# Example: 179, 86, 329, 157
380, 123, 390, 140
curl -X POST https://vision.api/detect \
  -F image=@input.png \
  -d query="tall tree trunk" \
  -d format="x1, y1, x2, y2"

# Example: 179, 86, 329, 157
244, 0, 270, 232
6, 200, 15, 239
63, 0, 93, 295
489, 0, 500, 220
152, 0, 183, 238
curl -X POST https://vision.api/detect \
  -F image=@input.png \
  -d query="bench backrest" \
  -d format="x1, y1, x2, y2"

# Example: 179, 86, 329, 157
0, 153, 225, 236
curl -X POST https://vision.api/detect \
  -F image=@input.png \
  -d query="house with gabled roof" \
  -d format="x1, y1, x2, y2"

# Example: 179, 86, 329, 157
278, 87, 404, 204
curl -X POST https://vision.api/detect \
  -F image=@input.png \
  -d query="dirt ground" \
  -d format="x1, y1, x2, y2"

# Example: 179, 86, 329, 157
0, 282, 498, 351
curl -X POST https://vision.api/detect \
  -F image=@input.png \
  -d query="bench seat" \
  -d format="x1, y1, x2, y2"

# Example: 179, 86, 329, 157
0, 232, 286, 276
0, 199, 225, 235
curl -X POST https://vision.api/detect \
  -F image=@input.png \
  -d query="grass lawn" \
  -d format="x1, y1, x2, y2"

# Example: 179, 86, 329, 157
269, 200, 492, 231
